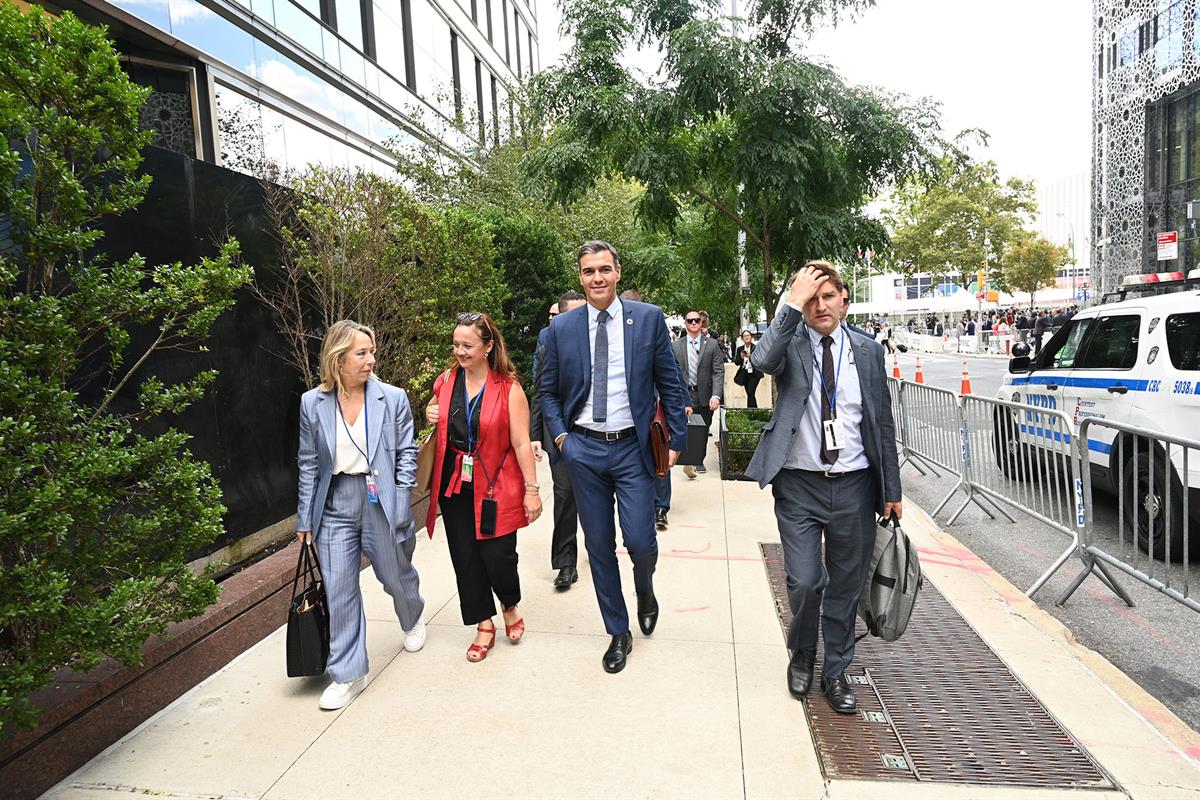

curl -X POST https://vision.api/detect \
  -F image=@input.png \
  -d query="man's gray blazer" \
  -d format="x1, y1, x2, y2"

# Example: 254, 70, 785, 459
672, 335, 725, 402
744, 305, 901, 516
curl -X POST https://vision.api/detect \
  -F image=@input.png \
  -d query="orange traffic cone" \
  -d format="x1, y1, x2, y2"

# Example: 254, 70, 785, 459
892, 354, 901, 380
915, 357, 925, 385
960, 361, 973, 395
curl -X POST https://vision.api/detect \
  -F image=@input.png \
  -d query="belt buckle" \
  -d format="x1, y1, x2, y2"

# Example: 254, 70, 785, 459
604, 430, 620, 442
823, 468, 836, 478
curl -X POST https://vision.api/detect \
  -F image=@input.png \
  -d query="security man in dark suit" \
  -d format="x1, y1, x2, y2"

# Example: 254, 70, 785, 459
672, 309, 724, 478
531, 291, 587, 589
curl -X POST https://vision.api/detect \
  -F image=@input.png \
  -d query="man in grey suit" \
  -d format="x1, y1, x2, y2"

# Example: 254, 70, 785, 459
672, 309, 724, 478
747, 261, 902, 714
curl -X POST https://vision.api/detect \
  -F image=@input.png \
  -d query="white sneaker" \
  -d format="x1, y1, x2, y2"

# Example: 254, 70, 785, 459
403, 618, 427, 652
683, 465, 697, 479
319, 677, 365, 710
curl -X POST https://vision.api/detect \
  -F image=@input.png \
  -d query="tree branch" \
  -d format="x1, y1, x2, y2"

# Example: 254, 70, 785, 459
91, 323, 170, 421
686, 185, 765, 249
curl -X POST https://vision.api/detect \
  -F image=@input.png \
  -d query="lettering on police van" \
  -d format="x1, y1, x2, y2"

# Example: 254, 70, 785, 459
1148, 379, 1163, 393
1175, 380, 1196, 395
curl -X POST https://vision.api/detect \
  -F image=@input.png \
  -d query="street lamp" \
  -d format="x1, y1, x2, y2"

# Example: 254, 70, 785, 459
1056, 212, 1077, 302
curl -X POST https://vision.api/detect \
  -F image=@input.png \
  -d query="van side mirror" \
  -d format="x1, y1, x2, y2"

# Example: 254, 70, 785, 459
1011, 342, 1030, 357
1008, 355, 1031, 373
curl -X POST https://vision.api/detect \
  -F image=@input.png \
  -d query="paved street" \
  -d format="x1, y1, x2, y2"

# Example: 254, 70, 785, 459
889, 350, 1200, 732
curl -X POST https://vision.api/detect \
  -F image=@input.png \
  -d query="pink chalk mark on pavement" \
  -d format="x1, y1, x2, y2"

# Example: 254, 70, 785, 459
674, 606, 712, 613
675, 523, 707, 529
670, 543, 711, 554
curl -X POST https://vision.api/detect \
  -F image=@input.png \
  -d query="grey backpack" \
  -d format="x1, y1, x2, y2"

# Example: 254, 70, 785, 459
857, 518, 922, 642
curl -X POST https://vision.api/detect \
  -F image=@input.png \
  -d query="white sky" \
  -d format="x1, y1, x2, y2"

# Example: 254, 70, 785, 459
536, 0, 1093, 189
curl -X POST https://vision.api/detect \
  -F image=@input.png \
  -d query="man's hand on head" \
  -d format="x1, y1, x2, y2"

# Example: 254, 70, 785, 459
787, 266, 829, 308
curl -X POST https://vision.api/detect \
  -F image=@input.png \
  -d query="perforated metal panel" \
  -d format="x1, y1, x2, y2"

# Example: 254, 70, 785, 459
760, 542, 1116, 789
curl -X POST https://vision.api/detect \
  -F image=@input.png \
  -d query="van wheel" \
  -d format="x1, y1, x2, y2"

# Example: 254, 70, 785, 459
1122, 450, 1188, 561
993, 408, 1030, 481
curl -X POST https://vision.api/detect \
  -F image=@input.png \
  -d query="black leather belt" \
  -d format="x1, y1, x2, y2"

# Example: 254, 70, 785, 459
572, 425, 637, 442
799, 467, 868, 479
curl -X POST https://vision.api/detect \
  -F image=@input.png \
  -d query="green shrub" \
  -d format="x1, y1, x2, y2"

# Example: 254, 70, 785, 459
722, 408, 774, 477
0, 4, 251, 732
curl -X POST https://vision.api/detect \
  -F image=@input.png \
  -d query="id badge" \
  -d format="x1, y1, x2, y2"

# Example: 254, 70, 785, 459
365, 475, 380, 504
461, 454, 474, 483
822, 418, 845, 451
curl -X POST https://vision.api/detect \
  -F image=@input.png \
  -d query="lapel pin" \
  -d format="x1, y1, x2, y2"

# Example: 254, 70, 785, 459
626, 318, 633, 325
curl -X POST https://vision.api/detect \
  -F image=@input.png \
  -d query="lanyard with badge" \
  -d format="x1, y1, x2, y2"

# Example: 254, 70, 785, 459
810, 325, 848, 454
335, 394, 379, 504
460, 383, 485, 483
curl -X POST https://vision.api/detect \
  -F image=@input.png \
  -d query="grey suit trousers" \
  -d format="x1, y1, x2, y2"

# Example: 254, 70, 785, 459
316, 474, 425, 683
772, 468, 875, 680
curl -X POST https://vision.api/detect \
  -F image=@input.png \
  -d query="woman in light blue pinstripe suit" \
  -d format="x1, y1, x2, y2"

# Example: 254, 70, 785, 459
296, 321, 426, 710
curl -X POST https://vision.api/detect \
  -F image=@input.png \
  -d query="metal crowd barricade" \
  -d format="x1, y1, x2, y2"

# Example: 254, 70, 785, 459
954, 395, 1094, 598
887, 377, 933, 478
1059, 419, 1197, 613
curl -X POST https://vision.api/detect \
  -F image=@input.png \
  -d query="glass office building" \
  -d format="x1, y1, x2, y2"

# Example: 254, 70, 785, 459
1094, 0, 1200, 293
51, 0, 540, 177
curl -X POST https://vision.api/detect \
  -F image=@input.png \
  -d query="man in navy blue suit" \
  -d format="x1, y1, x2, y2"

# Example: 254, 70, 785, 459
540, 241, 688, 673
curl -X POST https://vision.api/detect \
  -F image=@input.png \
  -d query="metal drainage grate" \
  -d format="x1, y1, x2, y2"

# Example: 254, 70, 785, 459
759, 542, 1116, 789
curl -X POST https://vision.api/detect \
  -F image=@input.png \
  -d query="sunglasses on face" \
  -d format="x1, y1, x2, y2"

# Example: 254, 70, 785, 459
685, 317, 701, 324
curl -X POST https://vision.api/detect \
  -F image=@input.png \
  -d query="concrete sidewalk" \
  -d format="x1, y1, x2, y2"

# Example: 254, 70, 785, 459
44, 444, 1200, 799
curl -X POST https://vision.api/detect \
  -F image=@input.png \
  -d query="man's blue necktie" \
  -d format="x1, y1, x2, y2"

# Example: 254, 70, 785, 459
592, 309, 609, 422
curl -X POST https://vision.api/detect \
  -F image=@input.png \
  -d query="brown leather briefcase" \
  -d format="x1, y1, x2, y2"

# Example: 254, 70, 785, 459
650, 401, 670, 477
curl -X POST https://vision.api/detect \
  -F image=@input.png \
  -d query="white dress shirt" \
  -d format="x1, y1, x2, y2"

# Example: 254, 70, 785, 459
686, 333, 702, 386
333, 403, 370, 474
784, 324, 869, 472
575, 298, 634, 432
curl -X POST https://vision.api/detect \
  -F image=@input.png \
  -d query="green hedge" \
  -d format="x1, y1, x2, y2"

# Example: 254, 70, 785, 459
721, 407, 774, 478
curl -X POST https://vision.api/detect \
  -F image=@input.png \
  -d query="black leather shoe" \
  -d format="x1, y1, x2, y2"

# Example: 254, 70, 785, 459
786, 648, 816, 700
696, 464, 707, 473
636, 592, 659, 636
821, 674, 857, 714
655, 508, 668, 530
603, 634, 633, 673
553, 566, 578, 590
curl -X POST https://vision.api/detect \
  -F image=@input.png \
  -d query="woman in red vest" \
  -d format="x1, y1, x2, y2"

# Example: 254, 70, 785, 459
425, 312, 542, 662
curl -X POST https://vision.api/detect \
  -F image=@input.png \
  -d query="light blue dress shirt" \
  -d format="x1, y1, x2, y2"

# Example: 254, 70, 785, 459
784, 323, 869, 472
576, 298, 634, 432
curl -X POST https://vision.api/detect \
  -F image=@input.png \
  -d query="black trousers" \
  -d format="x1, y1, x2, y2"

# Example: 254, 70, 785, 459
549, 455, 579, 569
743, 373, 762, 408
688, 386, 715, 431
439, 474, 521, 625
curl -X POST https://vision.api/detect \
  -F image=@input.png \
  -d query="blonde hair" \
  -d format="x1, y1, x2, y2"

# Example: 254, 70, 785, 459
318, 320, 376, 394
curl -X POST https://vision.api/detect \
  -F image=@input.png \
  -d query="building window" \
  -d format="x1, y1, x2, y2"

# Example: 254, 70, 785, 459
451, 31, 462, 119
471, 0, 477, 24
528, 31, 534, 75
334, 0, 364, 51
475, 57, 486, 143
1118, 29, 1136, 67
373, 0, 409, 86
485, 0, 493, 43
1156, 0, 1184, 70
490, 73, 499, 145
514, 12, 521, 74
502, 0, 510, 64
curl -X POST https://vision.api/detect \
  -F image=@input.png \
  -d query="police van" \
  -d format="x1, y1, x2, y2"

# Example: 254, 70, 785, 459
995, 269, 1200, 559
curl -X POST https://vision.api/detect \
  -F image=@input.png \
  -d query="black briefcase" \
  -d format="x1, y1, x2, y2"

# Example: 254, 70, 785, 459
676, 413, 709, 466
286, 541, 330, 677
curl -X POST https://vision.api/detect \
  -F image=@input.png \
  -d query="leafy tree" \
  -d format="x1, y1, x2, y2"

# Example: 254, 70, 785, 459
255, 165, 509, 405
996, 233, 1070, 308
887, 157, 1037, 291
525, 0, 946, 318
0, 4, 251, 730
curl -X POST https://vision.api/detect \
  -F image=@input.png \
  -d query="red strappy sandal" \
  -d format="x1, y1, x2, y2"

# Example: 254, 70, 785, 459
503, 608, 525, 643
466, 624, 496, 662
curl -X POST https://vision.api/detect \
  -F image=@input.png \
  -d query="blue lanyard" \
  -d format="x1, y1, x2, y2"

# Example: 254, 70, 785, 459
465, 382, 485, 454
335, 391, 369, 462
809, 326, 845, 417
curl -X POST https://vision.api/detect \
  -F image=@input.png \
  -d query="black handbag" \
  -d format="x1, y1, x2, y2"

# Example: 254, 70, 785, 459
286, 541, 330, 677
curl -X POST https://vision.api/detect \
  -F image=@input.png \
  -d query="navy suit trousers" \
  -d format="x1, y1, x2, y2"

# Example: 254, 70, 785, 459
562, 432, 658, 635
